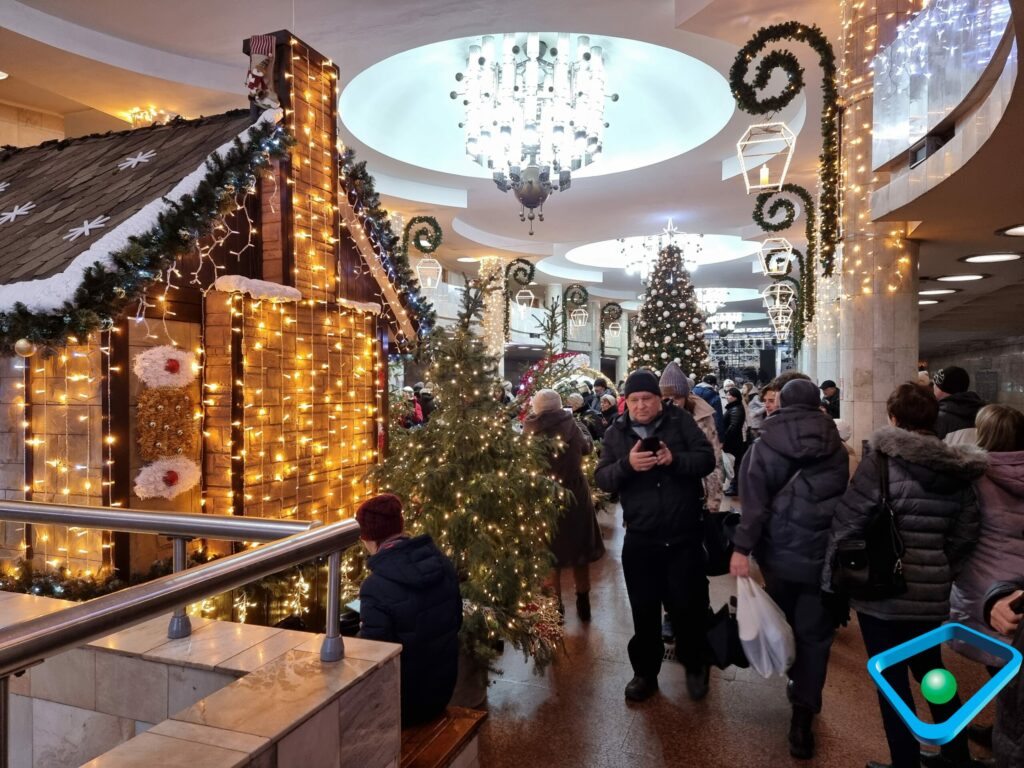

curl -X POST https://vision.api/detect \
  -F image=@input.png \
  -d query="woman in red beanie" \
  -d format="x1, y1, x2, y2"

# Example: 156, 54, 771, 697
356, 493, 462, 726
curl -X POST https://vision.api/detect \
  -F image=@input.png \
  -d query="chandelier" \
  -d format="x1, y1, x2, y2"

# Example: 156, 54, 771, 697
451, 33, 618, 234
707, 312, 742, 337
696, 287, 729, 315
620, 220, 702, 281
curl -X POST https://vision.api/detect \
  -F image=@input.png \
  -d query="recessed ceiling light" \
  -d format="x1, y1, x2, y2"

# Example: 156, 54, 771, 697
456, 257, 480, 263
918, 288, 958, 295
918, 299, 940, 306
961, 252, 1021, 263
996, 224, 1024, 237
935, 274, 987, 282
0, 71, 8, 81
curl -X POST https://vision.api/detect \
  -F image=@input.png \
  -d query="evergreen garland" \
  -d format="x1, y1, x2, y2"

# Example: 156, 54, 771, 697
754, 182, 817, 330
400, 215, 443, 257
0, 120, 292, 353
629, 245, 710, 377
502, 258, 536, 340
599, 302, 623, 354
730, 21, 840, 277
340, 149, 437, 344
561, 283, 589, 346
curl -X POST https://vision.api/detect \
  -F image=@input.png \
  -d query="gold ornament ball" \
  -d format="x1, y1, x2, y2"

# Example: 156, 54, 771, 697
14, 338, 36, 357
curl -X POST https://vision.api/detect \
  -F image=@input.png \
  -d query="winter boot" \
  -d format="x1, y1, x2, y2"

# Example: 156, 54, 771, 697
576, 592, 591, 622
788, 704, 815, 759
624, 676, 658, 702
685, 666, 710, 701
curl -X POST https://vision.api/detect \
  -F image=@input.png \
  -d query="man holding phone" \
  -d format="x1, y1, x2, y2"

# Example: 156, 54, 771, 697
597, 369, 716, 703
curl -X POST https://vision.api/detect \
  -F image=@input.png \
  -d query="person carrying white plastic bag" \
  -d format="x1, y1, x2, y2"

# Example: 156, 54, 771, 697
736, 576, 796, 678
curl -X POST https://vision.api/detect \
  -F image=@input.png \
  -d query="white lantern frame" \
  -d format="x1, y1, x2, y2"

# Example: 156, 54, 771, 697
768, 304, 794, 340
514, 288, 536, 311
415, 257, 443, 291
605, 320, 622, 339
569, 307, 589, 328
736, 122, 797, 194
758, 237, 794, 278
761, 282, 797, 309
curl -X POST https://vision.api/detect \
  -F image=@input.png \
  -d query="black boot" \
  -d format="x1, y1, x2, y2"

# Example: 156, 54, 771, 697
966, 724, 992, 748
624, 676, 658, 702
685, 666, 710, 701
919, 750, 988, 767
576, 592, 591, 622
788, 704, 815, 759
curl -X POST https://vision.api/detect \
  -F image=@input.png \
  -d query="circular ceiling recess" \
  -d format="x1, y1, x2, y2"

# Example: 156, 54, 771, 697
564, 234, 758, 269
340, 33, 734, 179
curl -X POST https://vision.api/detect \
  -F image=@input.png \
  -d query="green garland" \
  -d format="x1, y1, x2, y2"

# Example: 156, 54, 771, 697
561, 283, 589, 347
340, 149, 437, 345
754, 183, 817, 325
502, 258, 535, 340
773, 274, 804, 353
0, 119, 292, 353
401, 215, 443, 257
599, 302, 623, 354
730, 21, 840, 277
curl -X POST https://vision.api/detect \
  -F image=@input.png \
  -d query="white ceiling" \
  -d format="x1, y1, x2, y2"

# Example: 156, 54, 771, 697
0, 0, 1019, 343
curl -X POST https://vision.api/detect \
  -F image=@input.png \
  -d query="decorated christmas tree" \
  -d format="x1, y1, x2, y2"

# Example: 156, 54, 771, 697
629, 244, 710, 377
368, 278, 564, 669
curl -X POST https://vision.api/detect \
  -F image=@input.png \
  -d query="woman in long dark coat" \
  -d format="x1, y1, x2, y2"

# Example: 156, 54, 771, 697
524, 388, 605, 621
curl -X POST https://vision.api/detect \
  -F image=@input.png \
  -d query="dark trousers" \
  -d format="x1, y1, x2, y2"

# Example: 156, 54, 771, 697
621, 532, 709, 678
858, 613, 972, 768
763, 572, 835, 713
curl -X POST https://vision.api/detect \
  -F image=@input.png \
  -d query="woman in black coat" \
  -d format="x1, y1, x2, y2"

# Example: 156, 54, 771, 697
524, 389, 605, 620
823, 382, 986, 768
723, 387, 746, 494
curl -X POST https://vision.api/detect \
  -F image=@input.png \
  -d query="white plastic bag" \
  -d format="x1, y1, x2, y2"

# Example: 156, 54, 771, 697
735, 576, 796, 678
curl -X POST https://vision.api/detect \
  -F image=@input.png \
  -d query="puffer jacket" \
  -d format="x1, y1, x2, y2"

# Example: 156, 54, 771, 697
722, 399, 747, 457
596, 402, 715, 542
950, 451, 1024, 664
733, 404, 850, 584
935, 391, 984, 440
984, 580, 1024, 767
823, 426, 987, 621
359, 535, 462, 726
693, 383, 725, 440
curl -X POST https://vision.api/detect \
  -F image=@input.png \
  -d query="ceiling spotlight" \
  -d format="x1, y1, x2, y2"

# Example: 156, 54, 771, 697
961, 252, 1021, 263
918, 299, 940, 306
0, 71, 8, 81
919, 288, 958, 295
935, 274, 987, 282
996, 224, 1024, 237
456, 257, 480, 263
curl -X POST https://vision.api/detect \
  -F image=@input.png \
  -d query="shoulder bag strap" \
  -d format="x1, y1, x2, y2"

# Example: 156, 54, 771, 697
877, 452, 906, 560
878, 451, 889, 503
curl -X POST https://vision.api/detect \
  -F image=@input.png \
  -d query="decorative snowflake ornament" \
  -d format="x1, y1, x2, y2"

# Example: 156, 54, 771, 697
118, 150, 157, 170
63, 215, 111, 242
0, 202, 35, 225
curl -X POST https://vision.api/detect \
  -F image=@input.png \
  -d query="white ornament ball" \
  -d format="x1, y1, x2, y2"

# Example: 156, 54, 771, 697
660, 352, 668, 359
664, 336, 672, 344
662, 311, 670, 318
656, 300, 664, 307
14, 338, 36, 358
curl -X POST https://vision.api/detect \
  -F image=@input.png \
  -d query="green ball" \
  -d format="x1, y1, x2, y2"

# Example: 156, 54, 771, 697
921, 668, 957, 705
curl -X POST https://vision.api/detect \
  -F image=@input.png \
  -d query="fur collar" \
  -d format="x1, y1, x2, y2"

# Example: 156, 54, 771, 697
870, 425, 988, 479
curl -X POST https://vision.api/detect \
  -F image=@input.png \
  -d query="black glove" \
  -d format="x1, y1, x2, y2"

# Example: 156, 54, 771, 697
821, 590, 850, 629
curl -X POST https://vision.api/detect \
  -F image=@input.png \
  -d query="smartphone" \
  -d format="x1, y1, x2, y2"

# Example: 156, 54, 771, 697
640, 436, 661, 454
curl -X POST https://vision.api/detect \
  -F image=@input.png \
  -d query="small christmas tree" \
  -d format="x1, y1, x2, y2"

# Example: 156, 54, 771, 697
369, 277, 564, 669
629, 244, 710, 377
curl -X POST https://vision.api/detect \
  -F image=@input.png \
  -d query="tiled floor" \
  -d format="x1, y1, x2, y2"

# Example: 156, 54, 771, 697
478, 501, 995, 768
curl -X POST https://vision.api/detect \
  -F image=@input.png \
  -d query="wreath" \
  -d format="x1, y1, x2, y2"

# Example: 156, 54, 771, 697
561, 284, 589, 346
599, 302, 623, 353
754, 183, 816, 326
730, 22, 840, 277
401, 216, 443, 256
502, 258, 536, 340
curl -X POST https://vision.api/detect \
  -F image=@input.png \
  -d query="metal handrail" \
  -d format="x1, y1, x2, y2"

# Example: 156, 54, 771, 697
0, 500, 317, 541
0, 518, 361, 678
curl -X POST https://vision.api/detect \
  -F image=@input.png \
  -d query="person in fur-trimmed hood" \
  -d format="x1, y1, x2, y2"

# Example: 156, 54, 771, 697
823, 382, 988, 768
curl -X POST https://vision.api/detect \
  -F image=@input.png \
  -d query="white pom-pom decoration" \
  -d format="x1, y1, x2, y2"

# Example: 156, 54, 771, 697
134, 346, 197, 388
134, 457, 200, 500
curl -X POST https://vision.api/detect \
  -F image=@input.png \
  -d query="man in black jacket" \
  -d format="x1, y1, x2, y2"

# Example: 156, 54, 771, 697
596, 369, 716, 703
357, 494, 462, 726
933, 366, 985, 442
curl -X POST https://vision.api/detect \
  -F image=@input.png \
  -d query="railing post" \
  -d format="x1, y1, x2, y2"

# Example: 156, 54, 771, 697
1, 675, 9, 768
320, 550, 344, 662
166, 537, 193, 639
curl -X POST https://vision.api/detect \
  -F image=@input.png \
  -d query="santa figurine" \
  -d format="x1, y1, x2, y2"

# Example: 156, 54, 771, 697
246, 56, 279, 108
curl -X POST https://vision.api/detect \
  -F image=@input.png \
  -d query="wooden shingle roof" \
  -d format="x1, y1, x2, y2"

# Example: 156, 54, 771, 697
0, 110, 254, 288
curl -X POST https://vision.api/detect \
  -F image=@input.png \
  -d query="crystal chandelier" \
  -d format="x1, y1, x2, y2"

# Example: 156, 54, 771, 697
451, 33, 618, 234
707, 312, 742, 337
696, 288, 729, 315
620, 220, 702, 281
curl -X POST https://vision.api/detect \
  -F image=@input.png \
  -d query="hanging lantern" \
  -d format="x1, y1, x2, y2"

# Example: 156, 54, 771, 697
758, 237, 794, 277
569, 308, 589, 328
514, 289, 536, 310
768, 304, 794, 341
736, 122, 796, 194
415, 258, 443, 291
761, 282, 797, 309
606, 321, 622, 339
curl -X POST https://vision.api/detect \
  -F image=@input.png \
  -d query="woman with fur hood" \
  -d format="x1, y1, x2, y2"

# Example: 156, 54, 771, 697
823, 382, 987, 768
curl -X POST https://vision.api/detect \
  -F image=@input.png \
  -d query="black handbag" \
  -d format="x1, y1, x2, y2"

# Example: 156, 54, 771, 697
831, 452, 907, 600
706, 596, 749, 670
704, 509, 740, 576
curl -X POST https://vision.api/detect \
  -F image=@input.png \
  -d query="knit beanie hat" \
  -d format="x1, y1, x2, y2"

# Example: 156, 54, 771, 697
659, 362, 690, 398
779, 378, 823, 408
356, 494, 404, 542
933, 366, 969, 395
624, 370, 661, 397
532, 388, 562, 413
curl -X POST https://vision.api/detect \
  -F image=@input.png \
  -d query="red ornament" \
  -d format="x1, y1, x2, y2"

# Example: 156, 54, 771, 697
162, 470, 179, 486
164, 358, 181, 374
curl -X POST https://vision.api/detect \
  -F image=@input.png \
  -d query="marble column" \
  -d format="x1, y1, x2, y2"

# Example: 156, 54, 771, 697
838, 0, 921, 452
589, 300, 602, 370
813, 270, 841, 386
616, 311, 631, 384
478, 256, 507, 377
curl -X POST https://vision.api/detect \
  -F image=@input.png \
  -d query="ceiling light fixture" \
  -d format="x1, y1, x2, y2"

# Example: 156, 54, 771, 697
621, 220, 703, 281
919, 288, 958, 295
935, 274, 987, 282
996, 224, 1024, 237
696, 287, 729, 315
0, 71, 8, 81
707, 312, 742, 337
961, 252, 1021, 263
451, 32, 618, 234
918, 299, 940, 305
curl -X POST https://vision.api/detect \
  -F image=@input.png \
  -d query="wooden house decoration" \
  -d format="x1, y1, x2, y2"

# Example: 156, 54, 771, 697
0, 31, 432, 577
